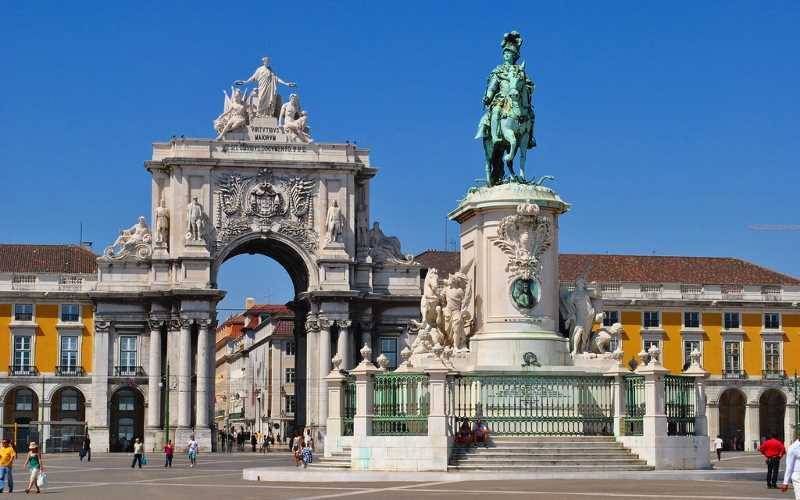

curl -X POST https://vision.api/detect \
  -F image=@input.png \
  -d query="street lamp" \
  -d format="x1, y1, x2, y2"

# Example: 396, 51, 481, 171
159, 363, 178, 446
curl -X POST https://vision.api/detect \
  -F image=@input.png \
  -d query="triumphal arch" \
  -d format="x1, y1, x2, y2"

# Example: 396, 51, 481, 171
90, 56, 420, 450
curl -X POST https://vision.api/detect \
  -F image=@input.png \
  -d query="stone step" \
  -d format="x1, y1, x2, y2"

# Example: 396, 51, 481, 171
447, 464, 655, 472
308, 462, 351, 469
451, 450, 638, 459
455, 441, 625, 449
491, 436, 617, 442
450, 457, 648, 465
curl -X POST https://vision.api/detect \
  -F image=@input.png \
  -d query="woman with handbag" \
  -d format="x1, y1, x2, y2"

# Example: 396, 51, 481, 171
131, 438, 145, 468
24, 442, 44, 494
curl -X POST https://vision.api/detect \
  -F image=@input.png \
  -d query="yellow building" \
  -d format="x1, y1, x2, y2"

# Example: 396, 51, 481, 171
417, 250, 800, 452
0, 244, 96, 451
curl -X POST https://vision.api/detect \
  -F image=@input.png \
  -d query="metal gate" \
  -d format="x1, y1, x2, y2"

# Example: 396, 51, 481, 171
446, 374, 614, 436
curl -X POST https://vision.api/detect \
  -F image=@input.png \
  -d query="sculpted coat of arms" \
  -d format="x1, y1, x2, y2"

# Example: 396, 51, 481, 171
215, 168, 317, 252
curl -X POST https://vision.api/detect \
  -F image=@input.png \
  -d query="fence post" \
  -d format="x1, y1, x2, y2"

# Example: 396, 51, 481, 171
351, 344, 378, 438
636, 347, 669, 440
683, 352, 709, 437
325, 355, 346, 457
604, 352, 627, 438
425, 368, 449, 438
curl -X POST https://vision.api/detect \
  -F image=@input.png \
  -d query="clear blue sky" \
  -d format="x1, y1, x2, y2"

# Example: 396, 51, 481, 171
2, 1, 798, 313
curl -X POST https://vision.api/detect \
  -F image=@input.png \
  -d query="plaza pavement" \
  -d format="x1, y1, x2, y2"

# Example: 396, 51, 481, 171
29, 450, 793, 499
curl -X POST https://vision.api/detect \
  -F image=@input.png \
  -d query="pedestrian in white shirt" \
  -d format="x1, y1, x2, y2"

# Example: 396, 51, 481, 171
781, 437, 800, 497
713, 435, 724, 462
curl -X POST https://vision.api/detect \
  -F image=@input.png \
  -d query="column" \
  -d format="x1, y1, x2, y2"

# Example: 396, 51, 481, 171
177, 318, 193, 429
318, 317, 333, 427
785, 403, 795, 445
147, 320, 163, 429
90, 320, 111, 452
41, 404, 51, 453
707, 403, 720, 451
337, 320, 353, 370
744, 402, 760, 451
195, 319, 212, 428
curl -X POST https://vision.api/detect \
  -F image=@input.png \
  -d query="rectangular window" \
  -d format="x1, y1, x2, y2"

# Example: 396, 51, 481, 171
15, 392, 33, 411
724, 312, 740, 330
13, 336, 32, 368
643, 311, 660, 329
602, 310, 619, 327
13, 304, 33, 322
60, 336, 79, 369
61, 304, 80, 323
285, 395, 296, 414
724, 341, 741, 373
683, 312, 700, 329
119, 336, 137, 370
764, 313, 780, 330
286, 342, 296, 356
764, 342, 781, 372
683, 340, 701, 368
62, 393, 78, 412
643, 339, 661, 352
379, 336, 398, 368
285, 368, 296, 384
118, 394, 135, 411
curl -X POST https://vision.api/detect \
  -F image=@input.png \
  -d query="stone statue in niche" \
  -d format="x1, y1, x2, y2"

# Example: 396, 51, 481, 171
279, 93, 313, 143
214, 87, 250, 139
103, 216, 153, 260
325, 199, 344, 245
559, 273, 603, 357
154, 197, 170, 248
186, 197, 206, 242
234, 56, 296, 118
367, 222, 415, 264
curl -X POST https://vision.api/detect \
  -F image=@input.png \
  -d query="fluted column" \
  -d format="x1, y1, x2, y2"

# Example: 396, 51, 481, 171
195, 319, 212, 428
177, 318, 193, 429
318, 317, 333, 425
336, 320, 353, 370
147, 320, 164, 429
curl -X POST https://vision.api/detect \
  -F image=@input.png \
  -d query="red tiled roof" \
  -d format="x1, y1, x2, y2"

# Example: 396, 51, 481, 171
415, 251, 800, 286
0, 244, 97, 274
274, 319, 294, 335
244, 304, 293, 316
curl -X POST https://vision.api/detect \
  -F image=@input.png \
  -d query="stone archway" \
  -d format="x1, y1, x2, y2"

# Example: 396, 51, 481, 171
110, 387, 144, 452
760, 389, 786, 442
3, 386, 39, 451
50, 386, 87, 452
719, 388, 746, 451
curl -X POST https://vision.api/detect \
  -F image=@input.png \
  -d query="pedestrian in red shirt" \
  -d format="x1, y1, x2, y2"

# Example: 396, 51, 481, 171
758, 433, 786, 489
164, 440, 174, 468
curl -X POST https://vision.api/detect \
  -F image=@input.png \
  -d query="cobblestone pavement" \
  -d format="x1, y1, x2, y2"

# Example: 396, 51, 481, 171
28, 451, 791, 499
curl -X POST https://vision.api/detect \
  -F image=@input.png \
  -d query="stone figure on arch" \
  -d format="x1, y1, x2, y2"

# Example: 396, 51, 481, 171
186, 197, 206, 242
154, 197, 170, 248
325, 199, 344, 245
235, 56, 296, 118
278, 93, 313, 143
214, 87, 250, 139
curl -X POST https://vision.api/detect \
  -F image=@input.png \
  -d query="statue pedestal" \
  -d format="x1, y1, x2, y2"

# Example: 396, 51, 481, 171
449, 183, 570, 369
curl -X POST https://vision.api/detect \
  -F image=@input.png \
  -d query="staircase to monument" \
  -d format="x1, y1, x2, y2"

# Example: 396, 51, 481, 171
309, 448, 351, 469
448, 436, 653, 472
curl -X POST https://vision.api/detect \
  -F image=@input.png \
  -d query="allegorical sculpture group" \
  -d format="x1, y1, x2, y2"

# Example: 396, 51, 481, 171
213, 56, 313, 143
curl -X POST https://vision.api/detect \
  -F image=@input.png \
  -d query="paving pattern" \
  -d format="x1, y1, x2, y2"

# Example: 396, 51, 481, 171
25, 450, 792, 499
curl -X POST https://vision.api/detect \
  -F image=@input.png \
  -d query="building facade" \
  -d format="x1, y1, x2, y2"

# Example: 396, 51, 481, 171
214, 301, 297, 441
416, 250, 800, 451
0, 244, 96, 451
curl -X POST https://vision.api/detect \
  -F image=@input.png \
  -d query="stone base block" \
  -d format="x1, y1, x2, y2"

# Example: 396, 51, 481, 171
88, 427, 110, 453
470, 331, 570, 369
174, 427, 212, 452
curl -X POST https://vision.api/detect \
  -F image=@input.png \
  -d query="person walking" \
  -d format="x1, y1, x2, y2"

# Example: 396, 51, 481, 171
760, 433, 786, 489
23, 442, 43, 494
0, 438, 16, 493
251, 433, 257, 453
187, 435, 199, 468
131, 438, 144, 468
713, 435, 724, 461
781, 435, 800, 497
81, 435, 92, 462
164, 440, 175, 468
301, 440, 313, 468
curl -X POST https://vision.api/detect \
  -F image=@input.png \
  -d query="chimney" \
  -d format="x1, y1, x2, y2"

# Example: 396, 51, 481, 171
245, 297, 256, 312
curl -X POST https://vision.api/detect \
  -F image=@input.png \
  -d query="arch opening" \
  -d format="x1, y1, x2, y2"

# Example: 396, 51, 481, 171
759, 389, 786, 443
718, 388, 746, 451
110, 387, 144, 452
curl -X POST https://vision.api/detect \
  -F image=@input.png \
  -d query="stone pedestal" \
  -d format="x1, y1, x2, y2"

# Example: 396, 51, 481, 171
448, 183, 570, 369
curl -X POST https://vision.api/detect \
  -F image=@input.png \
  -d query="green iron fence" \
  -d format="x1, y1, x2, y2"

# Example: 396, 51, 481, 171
623, 375, 645, 436
665, 374, 695, 436
446, 374, 614, 436
343, 375, 356, 436
372, 372, 429, 435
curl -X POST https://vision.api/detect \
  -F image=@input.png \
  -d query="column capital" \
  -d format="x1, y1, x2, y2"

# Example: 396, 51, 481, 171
148, 319, 166, 331
337, 319, 352, 329
318, 317, 334, 329
168, 318, 182, 331
305, 315, 321, 333
178, 318, 194, 329
95, 320, 111, 333
197, 318, 215, 329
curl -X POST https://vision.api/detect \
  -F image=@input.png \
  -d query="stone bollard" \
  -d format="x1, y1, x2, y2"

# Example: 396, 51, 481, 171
324, 355, 347, 457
